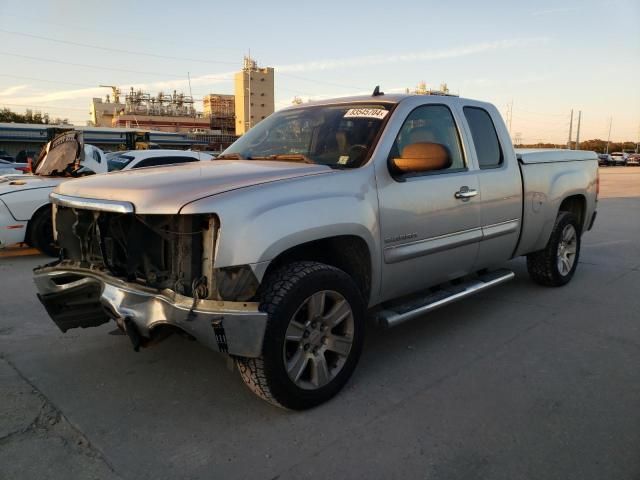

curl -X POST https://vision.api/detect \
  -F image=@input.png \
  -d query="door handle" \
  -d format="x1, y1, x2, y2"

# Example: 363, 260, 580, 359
454, 186, 478, 200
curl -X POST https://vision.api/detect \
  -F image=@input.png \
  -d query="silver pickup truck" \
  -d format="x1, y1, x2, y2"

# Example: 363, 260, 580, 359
34, 92, 598, 409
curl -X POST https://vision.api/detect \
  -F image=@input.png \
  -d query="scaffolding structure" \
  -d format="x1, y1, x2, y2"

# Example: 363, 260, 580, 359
203, 94, 235, 135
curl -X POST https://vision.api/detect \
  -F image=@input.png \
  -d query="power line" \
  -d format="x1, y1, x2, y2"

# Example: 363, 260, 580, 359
0, 73, 94, 89
277, 72, 365, 91
514, 108, 568, 117
1, 52, 363, 98
0, 52, 193, 79
0, 29, 239, 66
0, 102, 88, 111
0, 75, 233, 98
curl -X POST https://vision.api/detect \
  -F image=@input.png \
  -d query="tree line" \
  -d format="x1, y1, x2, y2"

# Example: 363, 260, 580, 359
514, 139, 638, 153
0, 108, 69, 125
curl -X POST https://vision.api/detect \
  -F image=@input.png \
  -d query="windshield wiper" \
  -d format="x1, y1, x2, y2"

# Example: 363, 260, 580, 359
249, 154, 315, 164
216, 153, 245, 160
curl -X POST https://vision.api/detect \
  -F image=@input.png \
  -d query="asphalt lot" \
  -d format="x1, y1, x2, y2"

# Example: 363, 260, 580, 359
1, 167, 639, 480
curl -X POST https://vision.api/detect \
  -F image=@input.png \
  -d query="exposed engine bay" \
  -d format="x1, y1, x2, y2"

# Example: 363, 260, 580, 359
53, 205, 259, 301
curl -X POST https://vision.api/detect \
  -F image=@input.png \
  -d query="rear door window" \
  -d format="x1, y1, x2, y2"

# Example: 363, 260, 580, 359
463, 107, 503, 169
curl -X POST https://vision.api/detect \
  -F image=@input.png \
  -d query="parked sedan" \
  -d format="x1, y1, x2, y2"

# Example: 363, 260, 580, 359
0, 159, 30, 175
610, 152, 628, 166
598, 154, 613, 166
627, 154, 640, 166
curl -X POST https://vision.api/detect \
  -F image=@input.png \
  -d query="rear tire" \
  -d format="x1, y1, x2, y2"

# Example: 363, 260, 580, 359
30, 207, 59, 257
526, 211, 581, 287
236, 261, 365, 410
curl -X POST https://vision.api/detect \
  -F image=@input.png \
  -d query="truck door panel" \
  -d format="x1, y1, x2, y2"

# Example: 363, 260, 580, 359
376, 104, 481, 302
462, 105, 522, 269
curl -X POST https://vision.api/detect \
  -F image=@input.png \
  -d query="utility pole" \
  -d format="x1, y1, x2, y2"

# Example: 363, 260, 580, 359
507, 100, 513, 136
575, 111, 582, 150
187, 72, 196, 125
567, 109, 573, 149
606, 117, 612, 154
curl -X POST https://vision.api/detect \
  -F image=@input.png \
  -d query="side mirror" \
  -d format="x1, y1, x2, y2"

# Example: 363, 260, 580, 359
391, 142, 452, 174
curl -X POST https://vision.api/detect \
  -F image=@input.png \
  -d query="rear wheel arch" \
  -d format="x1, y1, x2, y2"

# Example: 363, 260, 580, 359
558, 194, 586, 231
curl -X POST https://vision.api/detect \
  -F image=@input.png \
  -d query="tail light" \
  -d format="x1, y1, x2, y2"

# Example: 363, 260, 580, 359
21, 158, 32, 174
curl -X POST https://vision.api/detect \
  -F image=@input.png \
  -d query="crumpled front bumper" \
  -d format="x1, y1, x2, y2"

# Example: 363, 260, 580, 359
33, 267, 268, 357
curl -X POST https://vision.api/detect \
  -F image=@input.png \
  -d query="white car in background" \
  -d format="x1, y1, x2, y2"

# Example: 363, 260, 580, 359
105, 149, 213, 171
610, 152, 628, 166
0, 159, 30, 175
0, 134, 213, 256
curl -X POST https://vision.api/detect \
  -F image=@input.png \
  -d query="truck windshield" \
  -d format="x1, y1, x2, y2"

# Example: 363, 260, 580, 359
221, 103, 392, 168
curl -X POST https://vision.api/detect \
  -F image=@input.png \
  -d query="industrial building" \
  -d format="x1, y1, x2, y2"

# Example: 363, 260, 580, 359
89, 86, 125, 127
90, 86, 210, 133
234, 57, 275, 135
89, 56, 275, 140
110, 87, 211, 133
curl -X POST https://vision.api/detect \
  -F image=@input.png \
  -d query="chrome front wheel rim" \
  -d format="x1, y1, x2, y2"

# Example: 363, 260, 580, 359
283, 290, 354, 390
557, 224, 577, 276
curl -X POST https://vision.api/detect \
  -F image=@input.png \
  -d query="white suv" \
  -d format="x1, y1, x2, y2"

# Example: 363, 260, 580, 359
610, 152, 628, 166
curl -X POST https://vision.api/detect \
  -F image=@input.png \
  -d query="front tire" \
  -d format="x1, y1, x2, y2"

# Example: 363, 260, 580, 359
30, 207, 59, 257
236, 261, 365, 410
526, 211, 581, 287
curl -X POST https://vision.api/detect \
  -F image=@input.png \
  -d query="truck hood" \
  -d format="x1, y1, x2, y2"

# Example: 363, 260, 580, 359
56, 160, 335, 214
0, 175, 66, 196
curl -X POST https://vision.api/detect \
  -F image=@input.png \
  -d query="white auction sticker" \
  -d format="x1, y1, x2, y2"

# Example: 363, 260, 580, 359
344, 108, 389, 120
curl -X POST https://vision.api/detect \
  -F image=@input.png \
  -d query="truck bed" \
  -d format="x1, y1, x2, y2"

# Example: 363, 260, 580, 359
514, 150, 598, 257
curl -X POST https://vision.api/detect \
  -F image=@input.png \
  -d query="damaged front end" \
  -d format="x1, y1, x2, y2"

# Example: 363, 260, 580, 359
34, 193, 267, 357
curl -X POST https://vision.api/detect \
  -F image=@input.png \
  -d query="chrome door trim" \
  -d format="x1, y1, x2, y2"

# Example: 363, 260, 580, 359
384, 227, 482, 264
383, 219, 520, 264
481, 219, 520, 240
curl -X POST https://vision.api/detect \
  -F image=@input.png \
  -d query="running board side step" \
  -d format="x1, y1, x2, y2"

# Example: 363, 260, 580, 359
376, 269, 515, 328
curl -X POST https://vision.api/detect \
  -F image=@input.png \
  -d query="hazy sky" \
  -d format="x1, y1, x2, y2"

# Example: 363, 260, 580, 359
0, 0, 638, 143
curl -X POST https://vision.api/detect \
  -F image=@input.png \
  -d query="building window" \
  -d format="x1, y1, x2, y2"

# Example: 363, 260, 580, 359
260, 78, 265, 82
261, 116, 265, 119
261, 103, 265, 107
261, 93, 265, 96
